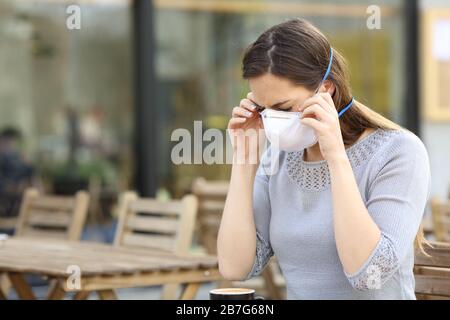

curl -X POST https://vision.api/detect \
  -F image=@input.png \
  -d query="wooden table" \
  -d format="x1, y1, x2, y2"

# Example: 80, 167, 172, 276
0, 238, 222, 300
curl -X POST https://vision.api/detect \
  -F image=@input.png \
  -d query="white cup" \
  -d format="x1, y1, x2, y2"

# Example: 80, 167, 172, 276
0, 233, 9, 247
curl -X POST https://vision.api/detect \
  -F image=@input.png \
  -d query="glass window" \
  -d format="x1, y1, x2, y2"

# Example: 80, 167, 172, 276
0, 0, 133, 220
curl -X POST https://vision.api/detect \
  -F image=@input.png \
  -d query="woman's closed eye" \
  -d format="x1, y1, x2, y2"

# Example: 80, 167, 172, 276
273, 106, 293, 112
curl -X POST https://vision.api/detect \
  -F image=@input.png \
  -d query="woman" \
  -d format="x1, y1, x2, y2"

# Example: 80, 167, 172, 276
217, 18, 431, 299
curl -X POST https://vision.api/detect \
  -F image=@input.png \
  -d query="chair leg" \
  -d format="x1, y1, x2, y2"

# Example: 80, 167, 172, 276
46, 280, 66, 300
97, 289, 118, 300
8, 273, 36, 300
0, 273, 11, 299
74, 291, 91, 300
180, 283, 201, 300
0, 285, 6, 300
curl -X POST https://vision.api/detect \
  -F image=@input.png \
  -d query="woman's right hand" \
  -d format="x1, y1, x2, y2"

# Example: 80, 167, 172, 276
228, 93, 264, 161
228, 92, 262, 132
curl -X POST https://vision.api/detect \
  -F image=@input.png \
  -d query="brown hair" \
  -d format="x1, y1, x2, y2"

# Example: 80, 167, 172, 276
242, 18, 426, 251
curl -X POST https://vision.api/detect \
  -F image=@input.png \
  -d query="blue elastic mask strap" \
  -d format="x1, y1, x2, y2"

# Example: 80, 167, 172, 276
315, 48, 333, 94
318, 48, 353, 118
338, 97, 354, 118
322, 48, 333, 83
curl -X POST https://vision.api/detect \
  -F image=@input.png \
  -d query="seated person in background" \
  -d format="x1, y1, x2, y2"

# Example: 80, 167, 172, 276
0, 127, 36, 229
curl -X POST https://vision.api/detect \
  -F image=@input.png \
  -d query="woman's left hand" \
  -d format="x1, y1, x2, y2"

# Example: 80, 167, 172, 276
297, 92, 346, 163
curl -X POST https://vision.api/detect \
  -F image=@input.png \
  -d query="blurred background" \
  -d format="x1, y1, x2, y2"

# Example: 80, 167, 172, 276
0, 0, 449, 247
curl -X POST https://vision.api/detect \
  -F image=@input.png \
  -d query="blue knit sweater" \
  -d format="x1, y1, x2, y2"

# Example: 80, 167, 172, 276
244, 129, 431, 299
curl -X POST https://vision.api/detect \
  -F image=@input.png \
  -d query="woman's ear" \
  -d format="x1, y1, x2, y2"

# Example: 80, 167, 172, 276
323, 80, 336, 96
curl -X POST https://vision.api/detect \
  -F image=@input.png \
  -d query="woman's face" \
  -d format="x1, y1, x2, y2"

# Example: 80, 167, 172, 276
248, 73, 315, 112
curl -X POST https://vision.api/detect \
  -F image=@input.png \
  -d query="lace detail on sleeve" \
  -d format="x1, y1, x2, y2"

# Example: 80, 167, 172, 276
244, 231, 274, 280
345, 235, 399, 291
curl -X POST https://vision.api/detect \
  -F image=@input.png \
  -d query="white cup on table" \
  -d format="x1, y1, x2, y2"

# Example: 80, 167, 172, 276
0, 234, 9, 247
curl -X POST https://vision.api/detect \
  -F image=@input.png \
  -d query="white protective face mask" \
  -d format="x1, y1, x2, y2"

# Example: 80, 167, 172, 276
260, 109, 317, 152
258, 47, 345, 152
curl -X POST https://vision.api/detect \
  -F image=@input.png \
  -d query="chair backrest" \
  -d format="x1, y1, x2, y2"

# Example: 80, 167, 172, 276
191, 177, 229, 254
114, 192, 198, 254
430, 197, 450, 242
15, 188, 90, 240
414, 241, 450, 299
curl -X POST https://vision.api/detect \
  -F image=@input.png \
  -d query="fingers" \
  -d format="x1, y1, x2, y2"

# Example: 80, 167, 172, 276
301, 104, 333, 122
228, 117, 247, 129
232, 94, 260, 119
239, 98, 257, 112
228, 93, 265, 135
258, 117, 263, 129
229, 117, 247, 125
319, 92, 334, 108
299, 95, 329, 113
300, 117, 326, 132
316, 94, 334, 114
232, 106, 254, 118
298, 93, 336, 115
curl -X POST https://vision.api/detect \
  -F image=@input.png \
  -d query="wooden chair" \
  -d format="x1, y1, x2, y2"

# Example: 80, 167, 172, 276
192, 177, 286, 300
414, 241, 450, 299
113, 191, 199, 299
15, 188, 90, 240
192, 178, 229, 254
430, 197, 450, 242
0, 188, 89, 299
